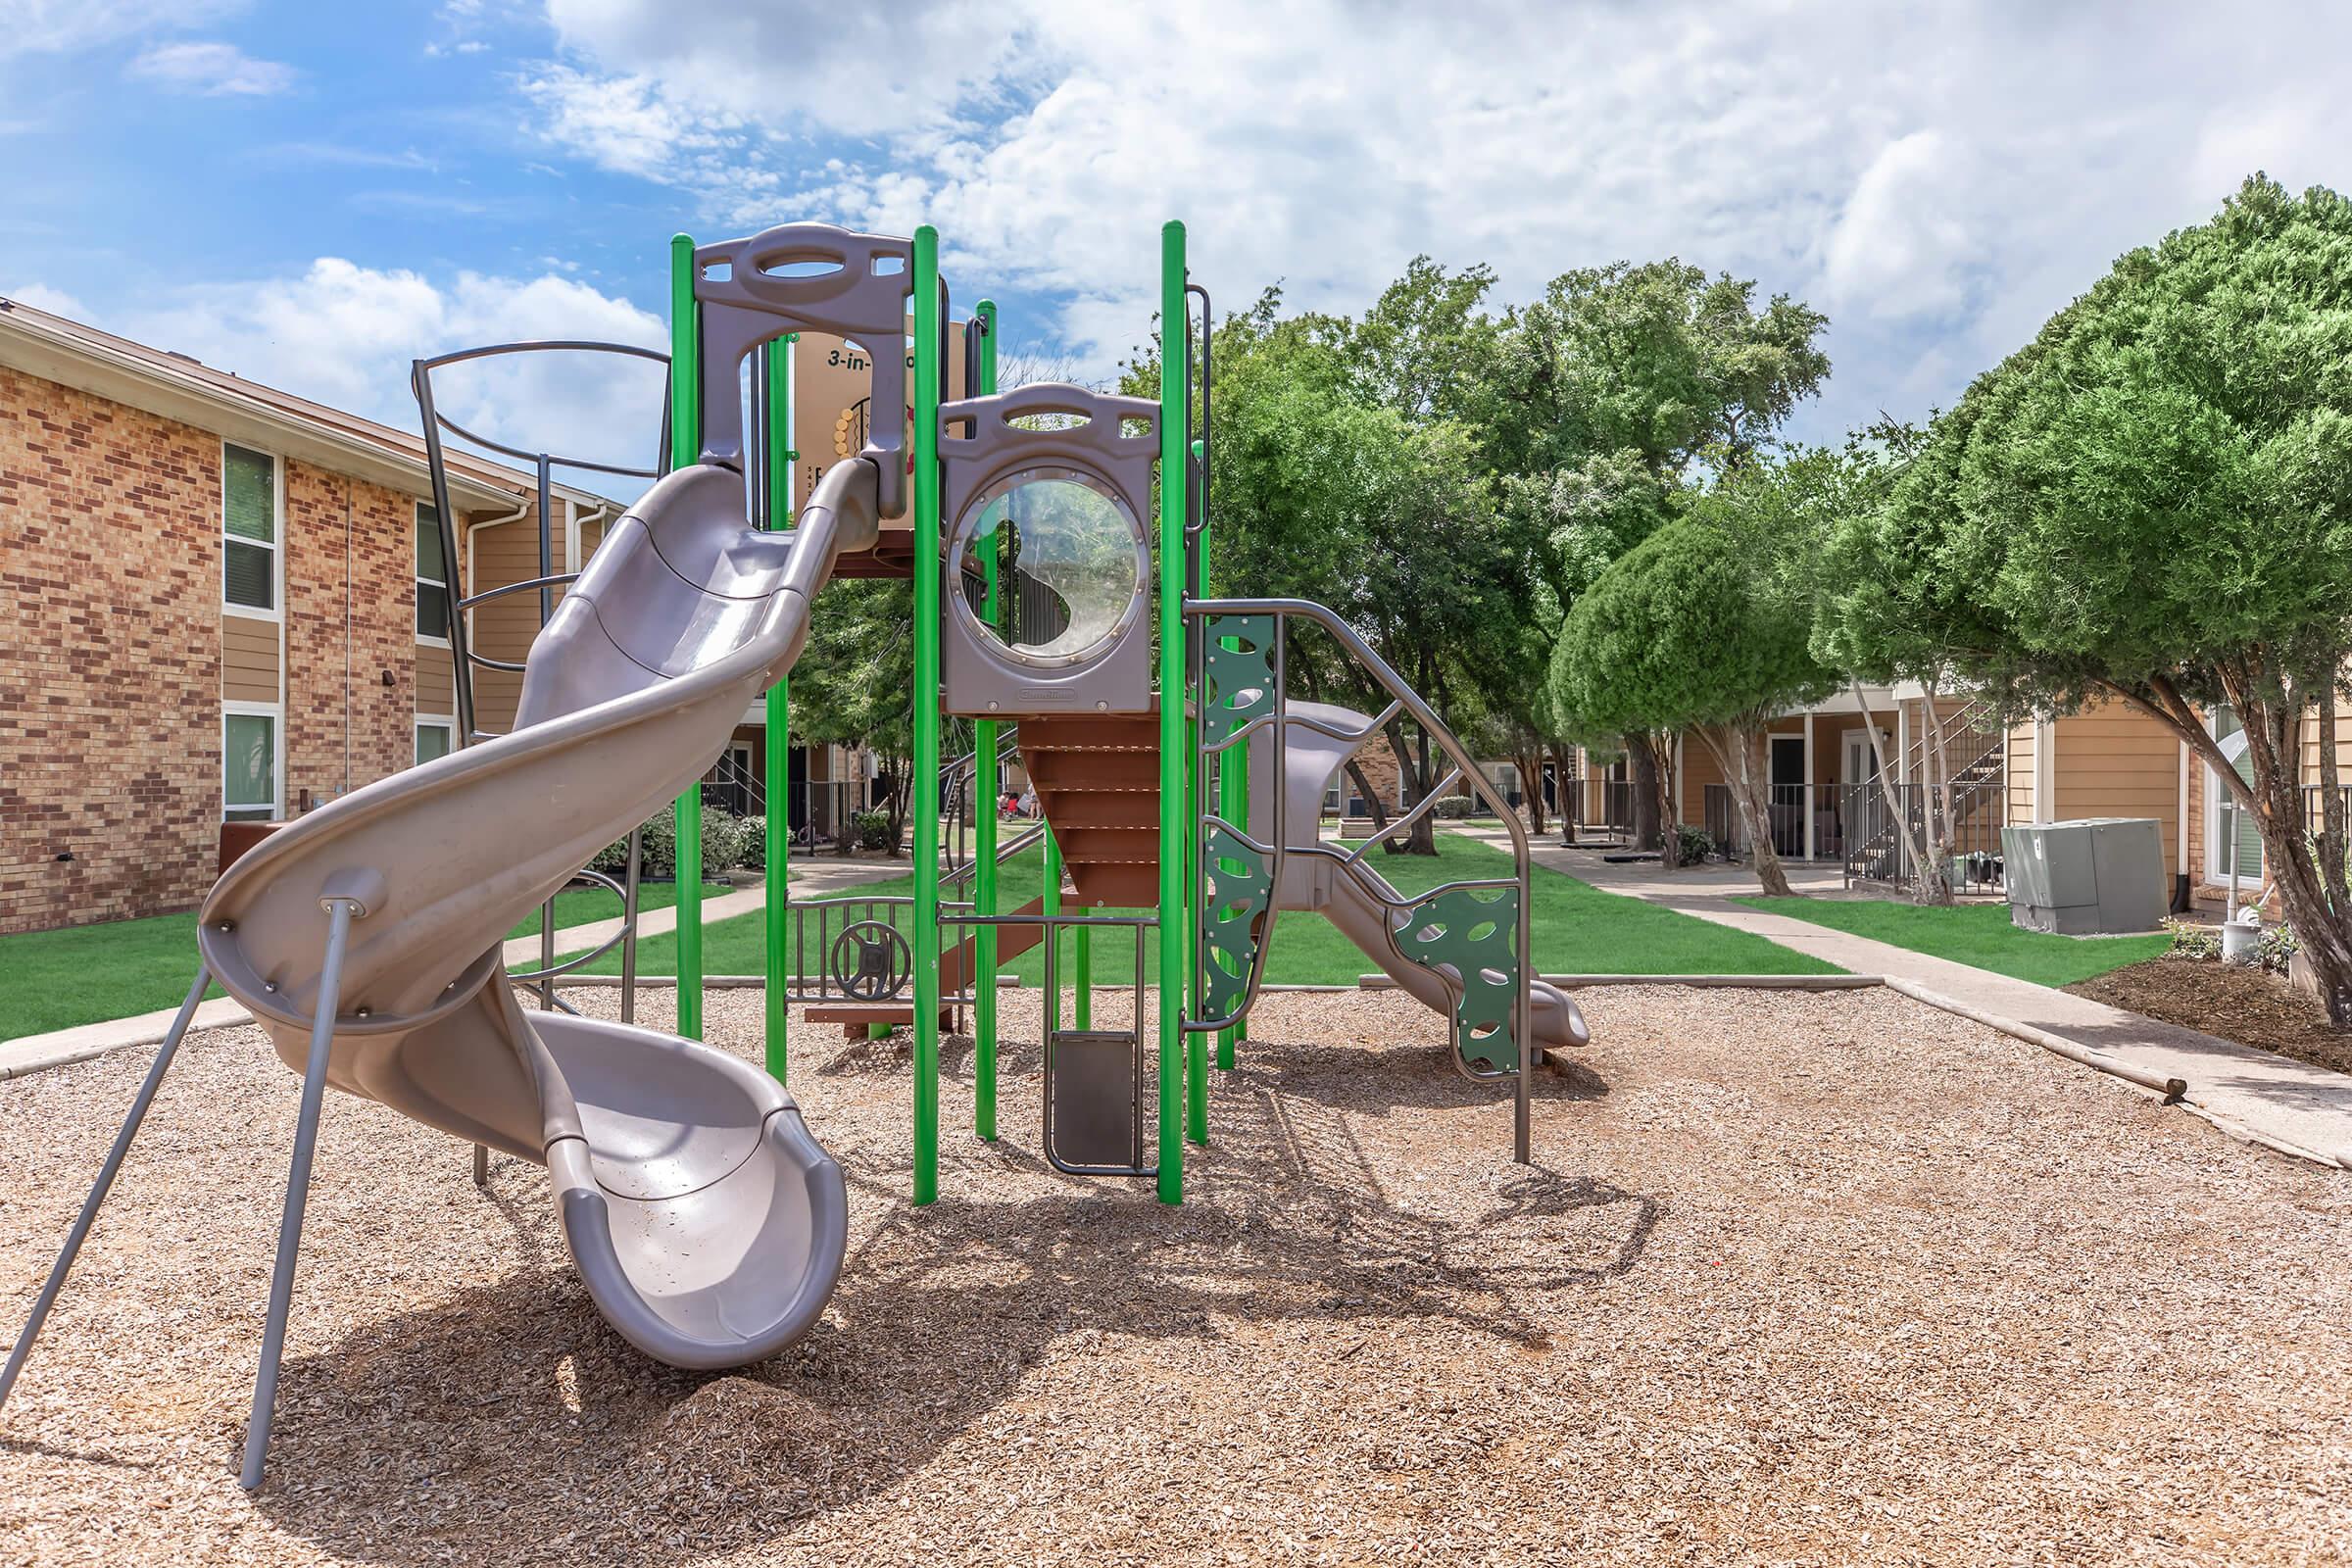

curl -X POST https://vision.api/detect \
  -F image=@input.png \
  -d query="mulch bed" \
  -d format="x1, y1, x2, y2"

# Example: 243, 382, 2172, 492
2067, 955, 2352, 1077
3, 985, 2349, 1565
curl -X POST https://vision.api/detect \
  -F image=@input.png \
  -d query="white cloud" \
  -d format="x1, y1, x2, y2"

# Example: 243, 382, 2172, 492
513, 0, 2352, 440
4, 280, 87, 316
101, 258, 669, 483
0, 0, 241, 60
126, 39, 297, 97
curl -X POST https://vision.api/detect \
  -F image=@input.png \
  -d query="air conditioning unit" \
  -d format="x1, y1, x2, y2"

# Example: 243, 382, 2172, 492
2001, 818, 2167, 935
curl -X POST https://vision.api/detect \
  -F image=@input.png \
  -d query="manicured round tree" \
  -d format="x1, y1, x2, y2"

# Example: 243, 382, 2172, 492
1552, 465, 1838, 895
1821, 174, 2352, 1021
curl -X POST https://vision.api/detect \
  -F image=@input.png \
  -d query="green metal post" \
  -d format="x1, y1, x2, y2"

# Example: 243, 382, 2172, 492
668, 233, 706, 1041
762, 334, 794, 1081
1042, 819, 1063, 1036
972, 300, 1001, 1142
911, 226, 944, 1206
1156, 220, 1189, 1204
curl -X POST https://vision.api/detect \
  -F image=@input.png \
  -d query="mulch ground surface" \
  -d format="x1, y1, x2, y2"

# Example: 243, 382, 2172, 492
3, 985, 2349, 1566
2069, 955, 2352, 1077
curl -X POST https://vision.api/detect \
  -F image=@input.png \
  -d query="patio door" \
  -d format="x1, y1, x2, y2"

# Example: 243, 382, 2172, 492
1769, 735, 1806, 858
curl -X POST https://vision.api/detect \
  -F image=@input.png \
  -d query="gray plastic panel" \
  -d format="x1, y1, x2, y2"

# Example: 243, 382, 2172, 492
1048, 1030, 1144, 1171
693, 223, 914, 516
937, 383, 1160, 716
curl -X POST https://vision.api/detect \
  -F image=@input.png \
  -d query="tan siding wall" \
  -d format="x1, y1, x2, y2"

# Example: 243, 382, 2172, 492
464, 511, 549, 736
221, 612, 279, 704
2049, 701, 2180, 870
416, 644, 455, 714
2006, 720, 2035, 825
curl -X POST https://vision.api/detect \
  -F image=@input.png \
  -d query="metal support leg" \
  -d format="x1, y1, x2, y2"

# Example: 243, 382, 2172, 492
0, 967, 212, 1413
240, 897, 359, 1491
471, 1143, 489, 1186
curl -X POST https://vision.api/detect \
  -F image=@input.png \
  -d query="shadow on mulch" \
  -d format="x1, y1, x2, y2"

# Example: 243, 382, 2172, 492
2067, 956, 2352, 1077
241, 1064, 1655, 1568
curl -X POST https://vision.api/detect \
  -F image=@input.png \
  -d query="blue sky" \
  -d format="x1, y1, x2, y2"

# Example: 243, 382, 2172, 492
5, 1, 2348, 472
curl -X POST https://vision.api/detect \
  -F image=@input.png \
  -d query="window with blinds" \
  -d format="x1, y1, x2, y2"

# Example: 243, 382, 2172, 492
2209, 704, 2263, 883
416, 720, 452, 765
223, 444, 278, 612
416, 504, 451, 641
224, 709, 278, 822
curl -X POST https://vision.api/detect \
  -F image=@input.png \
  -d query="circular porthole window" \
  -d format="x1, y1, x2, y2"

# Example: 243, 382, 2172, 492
950, 466, 1150, 669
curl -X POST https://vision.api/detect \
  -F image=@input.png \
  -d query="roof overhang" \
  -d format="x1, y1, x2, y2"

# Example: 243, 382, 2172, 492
0, 301, 608, 515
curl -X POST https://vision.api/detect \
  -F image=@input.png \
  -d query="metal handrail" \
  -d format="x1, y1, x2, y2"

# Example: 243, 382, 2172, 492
411, 337, 671, 1039
1189, 595, 1536, 1162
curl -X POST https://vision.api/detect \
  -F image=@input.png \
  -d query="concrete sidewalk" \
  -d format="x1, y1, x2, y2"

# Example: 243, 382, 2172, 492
1490, 829, 2352, 1170
0, 857, 906, 1081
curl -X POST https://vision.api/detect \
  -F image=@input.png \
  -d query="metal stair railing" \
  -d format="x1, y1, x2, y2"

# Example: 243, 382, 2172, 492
1843, 694, 2007, 890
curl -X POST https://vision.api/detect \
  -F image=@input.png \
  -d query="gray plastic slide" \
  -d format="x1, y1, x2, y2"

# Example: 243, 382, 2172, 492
1255, 701, 1590, 1054
196, 458, 884, 1369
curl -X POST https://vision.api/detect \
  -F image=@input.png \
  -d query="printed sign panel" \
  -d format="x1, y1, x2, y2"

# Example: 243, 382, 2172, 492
791, 325, 969, 525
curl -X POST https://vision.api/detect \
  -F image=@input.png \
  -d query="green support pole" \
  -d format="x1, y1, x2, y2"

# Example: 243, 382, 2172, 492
668, 233, 706, 1041
911, 226, 944, 1206
1156, 220, 1189, 1204
972, 300, 1001, 1142
1042, 822, 1063, 1036
762, 334, 794, 1081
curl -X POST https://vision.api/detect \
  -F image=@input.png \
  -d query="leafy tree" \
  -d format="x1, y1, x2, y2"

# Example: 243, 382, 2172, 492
1488, 261, 1831, 859
1552, 454, 1841, 894
1823, 175, 2352, 1019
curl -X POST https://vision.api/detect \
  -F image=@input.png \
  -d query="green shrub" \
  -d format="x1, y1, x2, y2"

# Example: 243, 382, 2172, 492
587, 808, 760, 879
852, 808, 897, 853
1675, 824, 1715, 863
1432, 795, 1476, 820
2167, 919, 2221, 960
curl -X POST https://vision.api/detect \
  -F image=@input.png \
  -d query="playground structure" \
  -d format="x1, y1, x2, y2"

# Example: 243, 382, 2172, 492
0, 220, 1584, 1489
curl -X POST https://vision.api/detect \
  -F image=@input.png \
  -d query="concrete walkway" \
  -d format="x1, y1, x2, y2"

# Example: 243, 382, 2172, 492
1489, 829, 2352, 1170
0, 857, 906, 1080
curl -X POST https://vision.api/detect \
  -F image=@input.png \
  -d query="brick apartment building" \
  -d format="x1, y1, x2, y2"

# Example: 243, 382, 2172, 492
0, 296, 618, 936
2, 298, 891, 938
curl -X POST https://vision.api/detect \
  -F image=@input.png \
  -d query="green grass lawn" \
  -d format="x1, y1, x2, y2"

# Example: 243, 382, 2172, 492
573, 830, 1838, 984
0, 880, 732, 1043
1733, 895, 2170, 987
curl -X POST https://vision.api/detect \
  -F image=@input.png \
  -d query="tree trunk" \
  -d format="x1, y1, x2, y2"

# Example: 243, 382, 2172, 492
1702, 723, 1794, 897
1854, 681, 1932, 899
1627, 732, 1676, 866
1912, 683, 1957, 906
1381, 719, 1440, 857
1514, 748, 1547, 837
1627, 733, 1661, 850
1346, 759, 1392, 837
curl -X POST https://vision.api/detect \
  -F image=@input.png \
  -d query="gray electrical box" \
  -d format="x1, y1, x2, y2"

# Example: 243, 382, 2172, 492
2002, 818, 2168, 935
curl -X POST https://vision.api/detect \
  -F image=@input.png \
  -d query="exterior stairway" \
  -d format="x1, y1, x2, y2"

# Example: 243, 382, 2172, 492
1019, 712, 1164, 907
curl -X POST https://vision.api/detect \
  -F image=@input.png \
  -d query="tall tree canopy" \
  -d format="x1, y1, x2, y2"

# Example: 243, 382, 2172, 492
1819, 174, 2352, 1017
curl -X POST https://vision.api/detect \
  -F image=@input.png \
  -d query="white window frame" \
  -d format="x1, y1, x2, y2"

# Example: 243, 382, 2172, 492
222, 700, 283, 822
416, 501, 452, 649
415, 713, 455, 767
221, 440, 283, 622
2203, 706, 2263, 890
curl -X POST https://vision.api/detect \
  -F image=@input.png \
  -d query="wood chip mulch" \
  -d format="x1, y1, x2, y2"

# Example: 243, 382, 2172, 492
2068, 955, 2352, 1077
2, 984, 2349, 1566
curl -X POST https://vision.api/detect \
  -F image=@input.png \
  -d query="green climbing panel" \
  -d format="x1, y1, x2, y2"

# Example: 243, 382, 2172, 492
1200, 613, 1276, 747
1200, 822, 1273, 1022
1390, 884, 1525, 1075
1197, 613, 1279, 1026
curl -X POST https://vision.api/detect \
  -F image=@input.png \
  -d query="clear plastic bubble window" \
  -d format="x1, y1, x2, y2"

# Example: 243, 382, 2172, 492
951, 466, 1150, 668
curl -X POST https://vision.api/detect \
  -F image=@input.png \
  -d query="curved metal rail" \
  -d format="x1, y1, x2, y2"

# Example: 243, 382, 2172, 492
1187, 595, 1537, 1162
410, 338, 672, 1035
